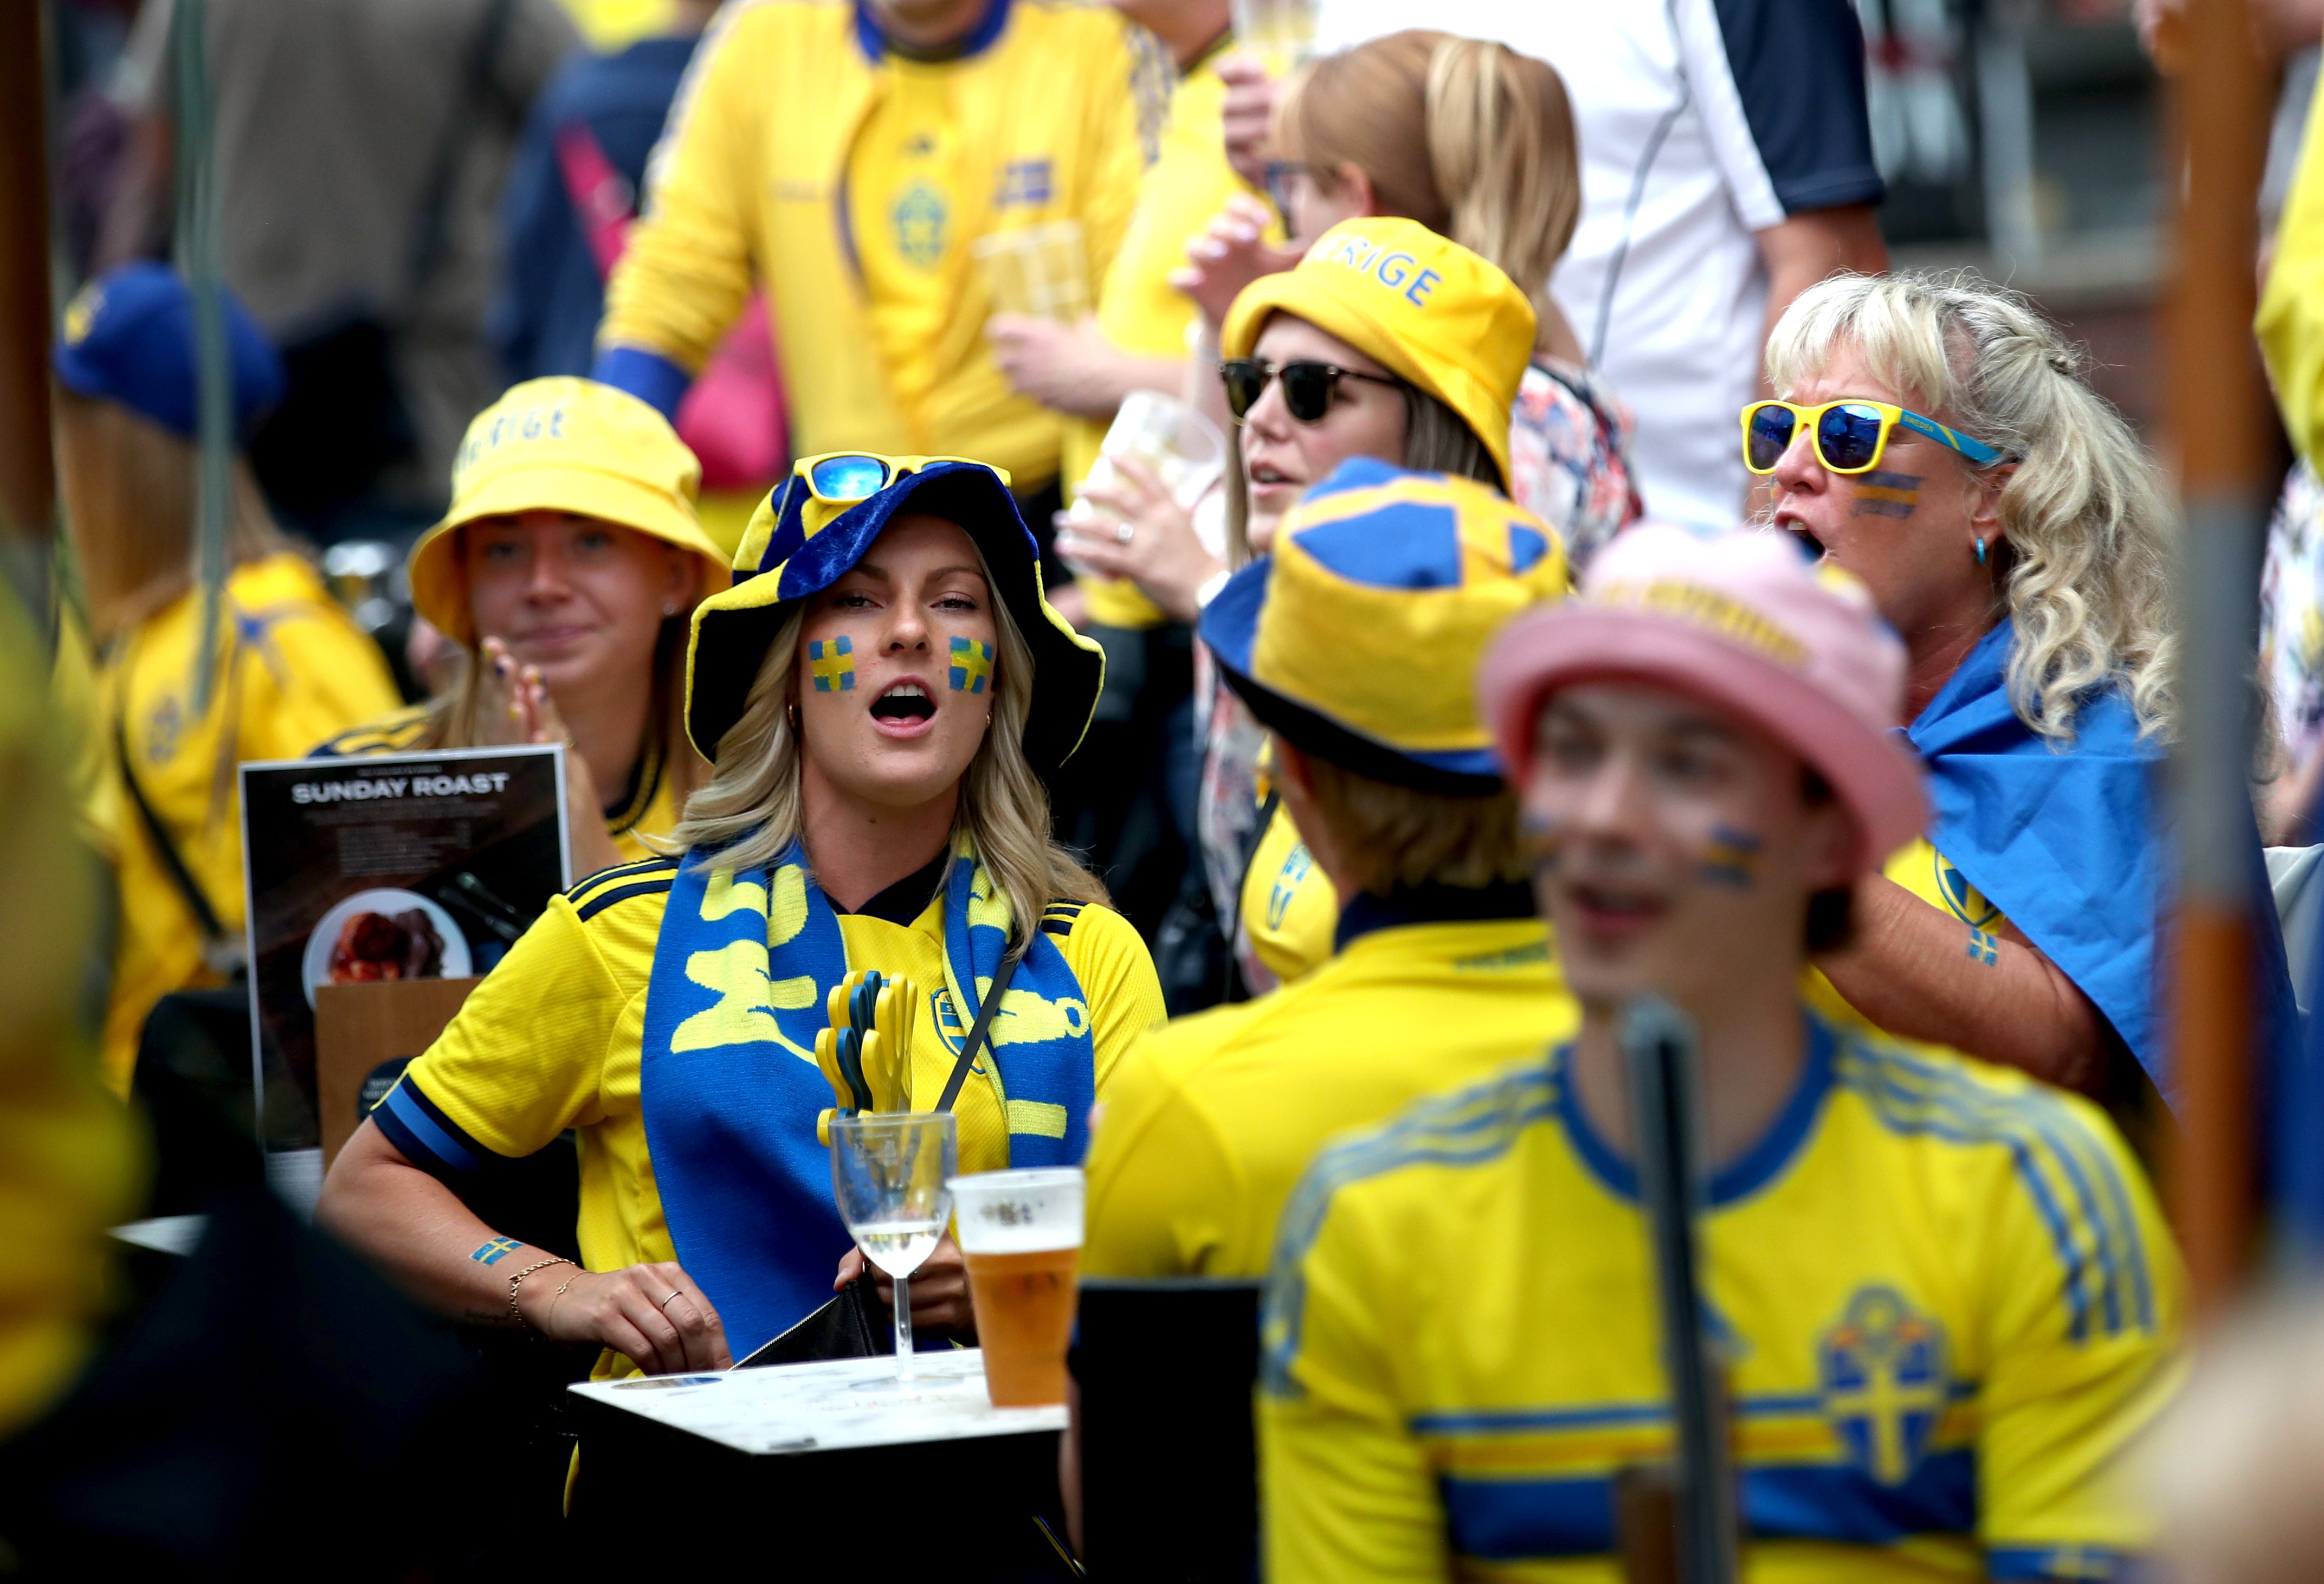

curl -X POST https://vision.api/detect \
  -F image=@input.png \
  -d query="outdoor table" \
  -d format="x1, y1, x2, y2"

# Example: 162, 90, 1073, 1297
564, 1349, 1075, 1576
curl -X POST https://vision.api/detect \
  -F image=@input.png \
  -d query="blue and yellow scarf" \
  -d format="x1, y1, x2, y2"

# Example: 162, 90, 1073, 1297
639, 835, 1095, 1353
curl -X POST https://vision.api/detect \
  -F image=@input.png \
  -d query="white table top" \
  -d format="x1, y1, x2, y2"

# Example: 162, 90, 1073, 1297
569, 1348, 1067, 1456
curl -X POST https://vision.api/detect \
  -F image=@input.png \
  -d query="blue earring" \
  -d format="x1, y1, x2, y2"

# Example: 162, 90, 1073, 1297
1975, 536, 1987, 566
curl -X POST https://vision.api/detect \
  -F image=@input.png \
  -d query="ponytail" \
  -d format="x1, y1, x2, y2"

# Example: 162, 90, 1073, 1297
1424, 37, 1579, 327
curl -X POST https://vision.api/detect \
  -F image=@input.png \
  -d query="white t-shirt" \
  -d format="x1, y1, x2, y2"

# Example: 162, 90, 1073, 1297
1317, 0, 1883, 532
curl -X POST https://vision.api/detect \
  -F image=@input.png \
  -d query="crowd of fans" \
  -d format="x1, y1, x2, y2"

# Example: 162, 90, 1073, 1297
15, 0, 2324, 1577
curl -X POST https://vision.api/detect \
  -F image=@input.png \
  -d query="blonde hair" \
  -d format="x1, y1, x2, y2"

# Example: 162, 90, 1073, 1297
53, 388, 292, 642
1765, 271, 2178, 743
670, 546, 1103, 954
1300, 753, 1525, 894
410, 525, 705, 809
1276, 30, 1580, 330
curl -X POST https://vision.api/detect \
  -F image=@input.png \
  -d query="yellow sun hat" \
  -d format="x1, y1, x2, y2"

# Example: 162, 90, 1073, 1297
1219, 216, 1538, 490
407, 377, 731, 644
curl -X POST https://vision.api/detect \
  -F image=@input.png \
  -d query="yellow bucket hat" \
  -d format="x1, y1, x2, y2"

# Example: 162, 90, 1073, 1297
1196, 459, 1569, 791
1220, 217, 1538, 490
408, 377, 731, 644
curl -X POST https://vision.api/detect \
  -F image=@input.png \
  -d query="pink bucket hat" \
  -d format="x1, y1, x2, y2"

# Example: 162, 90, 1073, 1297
1477, 525, 1927, 874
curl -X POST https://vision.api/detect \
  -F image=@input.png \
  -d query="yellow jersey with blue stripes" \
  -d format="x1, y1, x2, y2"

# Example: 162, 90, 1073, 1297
372, 856, 1164, 1378
311, 704, 686, 865
1260, 1011, 2181, 1583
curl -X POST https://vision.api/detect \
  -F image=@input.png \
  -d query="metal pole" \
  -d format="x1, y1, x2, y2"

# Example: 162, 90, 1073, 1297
2166, 0, 2275, 1321
0, 1, 55, 545
1623, 996, 1740, 1584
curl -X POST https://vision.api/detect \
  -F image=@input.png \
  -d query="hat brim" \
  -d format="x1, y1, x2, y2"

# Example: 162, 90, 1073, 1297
408, 462, 731, 643
1199, 558, 1502, 795
1478, 607, 1928, 871
1219, 275, 1513, 492
687, 465, 1104, 776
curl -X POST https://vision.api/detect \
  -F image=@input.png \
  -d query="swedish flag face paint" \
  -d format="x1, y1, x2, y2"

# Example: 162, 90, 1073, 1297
948, 635, 992, 695
808, 635, 856, 692
1700, 825, 1764, 889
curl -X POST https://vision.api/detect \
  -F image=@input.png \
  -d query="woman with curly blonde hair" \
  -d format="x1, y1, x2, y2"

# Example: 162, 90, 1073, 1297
1753, 269, 2288, 1102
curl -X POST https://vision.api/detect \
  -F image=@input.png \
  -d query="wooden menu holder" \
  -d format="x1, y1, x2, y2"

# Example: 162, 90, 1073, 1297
315, 977, 482, 1167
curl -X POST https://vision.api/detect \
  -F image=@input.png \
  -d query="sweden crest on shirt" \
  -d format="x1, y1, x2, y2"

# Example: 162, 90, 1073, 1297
1817, 1285, 1949, 1486
892, 182, 948, 269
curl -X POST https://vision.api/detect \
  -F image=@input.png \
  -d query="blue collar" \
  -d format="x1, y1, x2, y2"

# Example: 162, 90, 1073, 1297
1333, 880, 1537, 952
854, 0, 1011, 63
1555, 1012, 1835, 1208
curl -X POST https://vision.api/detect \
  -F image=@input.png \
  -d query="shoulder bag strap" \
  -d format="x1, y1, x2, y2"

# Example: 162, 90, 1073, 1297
933, 948, 1023, 1115
114, 709, 228, 948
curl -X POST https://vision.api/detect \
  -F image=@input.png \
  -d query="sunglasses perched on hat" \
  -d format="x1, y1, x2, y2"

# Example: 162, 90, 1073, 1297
1740, 399, 2007, 477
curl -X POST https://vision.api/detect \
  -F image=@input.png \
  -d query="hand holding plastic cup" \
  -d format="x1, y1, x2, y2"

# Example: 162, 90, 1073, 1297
950, 1167, 1083, 1407
1230, 0, 1318, 78
973, 221, 1092, 325
1067, 390, 1225, 529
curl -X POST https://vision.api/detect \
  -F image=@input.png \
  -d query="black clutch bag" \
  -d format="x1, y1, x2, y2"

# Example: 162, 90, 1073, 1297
733, 1275, 885, 1368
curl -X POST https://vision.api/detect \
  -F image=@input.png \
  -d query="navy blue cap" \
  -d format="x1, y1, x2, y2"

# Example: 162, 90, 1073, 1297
53, 262, 286, 440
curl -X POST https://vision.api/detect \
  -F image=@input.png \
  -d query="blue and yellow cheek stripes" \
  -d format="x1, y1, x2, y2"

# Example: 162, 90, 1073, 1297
809, 635, 855, 692
949, 636, 992, 694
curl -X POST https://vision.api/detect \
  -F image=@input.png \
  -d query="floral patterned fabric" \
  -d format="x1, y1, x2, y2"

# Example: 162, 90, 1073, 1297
2264, 459, 2324, 776
1506, 358, 1642, 573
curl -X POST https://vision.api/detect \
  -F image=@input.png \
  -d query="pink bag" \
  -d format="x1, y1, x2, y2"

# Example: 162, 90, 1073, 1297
557, 121, 786, 490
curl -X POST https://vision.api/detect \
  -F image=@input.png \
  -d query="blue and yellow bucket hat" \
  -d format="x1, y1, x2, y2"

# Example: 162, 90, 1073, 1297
687, 452, 1106, 772
1196, 459, 1569, 792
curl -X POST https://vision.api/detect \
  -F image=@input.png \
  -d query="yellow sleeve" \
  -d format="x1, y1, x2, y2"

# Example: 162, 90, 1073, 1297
241, 606, 401, 761
2260, 79, 2324, 466
1058, 902, 1166, 1098
1242, 802, 1337, 987
598, 7, 763, 372
386, 898, 631, 1163
1261, 1180, 1449, 1584
1974, 1095, 2186, 1570
1081, 1016, 1245, 1278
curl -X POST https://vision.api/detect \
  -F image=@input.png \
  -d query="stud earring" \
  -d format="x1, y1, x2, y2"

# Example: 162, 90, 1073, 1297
662, 602, 680, 617
1974, 536, 1987, 566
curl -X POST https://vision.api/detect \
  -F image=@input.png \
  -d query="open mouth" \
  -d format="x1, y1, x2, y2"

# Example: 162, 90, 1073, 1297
1248, 462, 1297, 489
1779, 515, 1827, 559
869, 682, 935, 723
1566, 880, 1668, 939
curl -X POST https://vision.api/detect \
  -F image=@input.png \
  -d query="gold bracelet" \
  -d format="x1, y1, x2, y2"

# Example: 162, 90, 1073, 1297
506, 1257, 574, 1328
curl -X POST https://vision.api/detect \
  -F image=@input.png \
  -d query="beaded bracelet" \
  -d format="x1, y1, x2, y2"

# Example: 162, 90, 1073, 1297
507, 1256, 574, 1328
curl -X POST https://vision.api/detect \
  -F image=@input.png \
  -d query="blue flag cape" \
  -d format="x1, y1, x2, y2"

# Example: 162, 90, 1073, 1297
1909, 620, 2298, 1103
638, 836, 1095, 1354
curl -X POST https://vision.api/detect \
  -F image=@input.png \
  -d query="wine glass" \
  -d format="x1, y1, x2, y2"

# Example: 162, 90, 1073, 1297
829, 1111, 958, 1381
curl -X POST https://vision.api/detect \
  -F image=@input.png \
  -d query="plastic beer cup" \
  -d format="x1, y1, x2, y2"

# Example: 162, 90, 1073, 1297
950, 1167, 1083, 1407
1065, 389, 1225, 528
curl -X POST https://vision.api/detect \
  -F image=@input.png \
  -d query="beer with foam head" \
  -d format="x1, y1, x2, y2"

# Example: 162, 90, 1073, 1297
951, 1167, 1083, 1407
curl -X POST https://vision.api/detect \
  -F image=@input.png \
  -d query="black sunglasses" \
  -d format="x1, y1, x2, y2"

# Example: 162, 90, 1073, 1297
1219, 357, 1406, 424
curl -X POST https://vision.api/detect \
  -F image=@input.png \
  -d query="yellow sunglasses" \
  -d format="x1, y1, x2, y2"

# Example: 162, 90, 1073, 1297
1741, 400, 2004, 477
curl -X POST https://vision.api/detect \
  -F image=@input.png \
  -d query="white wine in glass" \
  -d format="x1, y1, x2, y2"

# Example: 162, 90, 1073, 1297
829, 1112, 958, 1381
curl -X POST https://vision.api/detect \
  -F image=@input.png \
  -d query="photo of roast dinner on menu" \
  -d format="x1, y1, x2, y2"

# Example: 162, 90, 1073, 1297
239, 744, 570, 1155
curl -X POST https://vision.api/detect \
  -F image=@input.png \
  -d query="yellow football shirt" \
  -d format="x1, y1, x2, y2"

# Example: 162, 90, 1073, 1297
1070, 42, 1271, 630
313, 703, 690, 865
1238, 799, 1337, 990
380, 860, 1164, 1379
92, 554, 402, 1093
1262, 1010, 2184, 1582
1084, 898, 1573, 1280
603, 0, 1156, 486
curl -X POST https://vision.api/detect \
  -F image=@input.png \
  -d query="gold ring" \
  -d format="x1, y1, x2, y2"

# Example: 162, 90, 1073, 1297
659, 1289, 684, 1309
